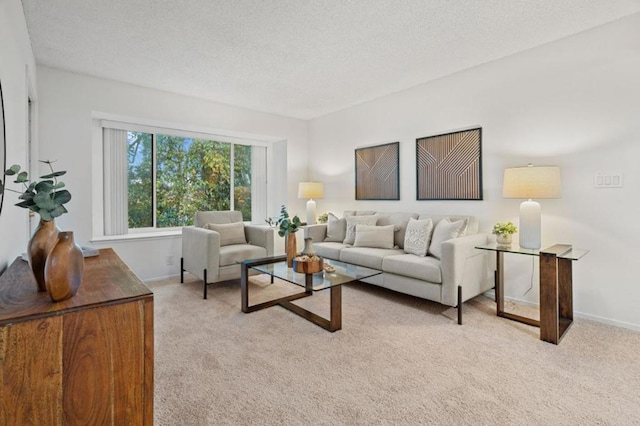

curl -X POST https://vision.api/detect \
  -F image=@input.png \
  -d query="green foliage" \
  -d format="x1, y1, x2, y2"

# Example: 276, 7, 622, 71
3, 161, 72, 221
269, 205, 302, 237
126, 133, 254, 228
317, 212, 329, 223
492, 221, 518, 235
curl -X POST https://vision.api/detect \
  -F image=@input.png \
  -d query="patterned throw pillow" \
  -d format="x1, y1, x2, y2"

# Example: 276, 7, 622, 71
324, 213, 347, 242
343, 215, 378, 245
403, 218, 434, 257
427, 218, 468, 259
353, 225, 395, 249
203, 222, 247, 246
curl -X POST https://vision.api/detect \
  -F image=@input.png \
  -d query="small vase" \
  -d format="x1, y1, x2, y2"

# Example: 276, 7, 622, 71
28, 219, 60, 292
301, 237, 315, 257
286, 232, 297, 268
44, 231, 84, 302
496, 234, 512, 245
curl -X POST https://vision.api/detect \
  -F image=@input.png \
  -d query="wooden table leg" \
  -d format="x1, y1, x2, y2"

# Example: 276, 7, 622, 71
496, 252, 504, 315
241, 261, 249, 313
540, 251, 559, 344
329, 285, 342, 332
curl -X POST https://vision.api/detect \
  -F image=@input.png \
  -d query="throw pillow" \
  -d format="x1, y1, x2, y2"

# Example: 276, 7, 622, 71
353, 224, 395, 249
343, 215, 378, 245
404, 218, 434, 257
324, 213, 347, 242
204, 222, 247, 246
427, 218, 468, 259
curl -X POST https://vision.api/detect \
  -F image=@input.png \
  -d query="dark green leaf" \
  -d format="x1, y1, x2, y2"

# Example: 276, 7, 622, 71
19, 192, 34, 201
39, 210, 53, 222
15, 199, 35, 208
6, 164, 20, 176
53, 190, 72, 205
40, 171, 67, 179
53, 182, 66, 189
35, 180, 54, 193
14, 172, 28, 183
49, 205, 68, 219
33, 192, 56, 210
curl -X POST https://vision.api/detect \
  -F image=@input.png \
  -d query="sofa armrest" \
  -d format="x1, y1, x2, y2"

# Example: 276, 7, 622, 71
181, 226, 221, 282
245, 225, 274, 256
304, 224, 327, 243
440, 234, 494, 306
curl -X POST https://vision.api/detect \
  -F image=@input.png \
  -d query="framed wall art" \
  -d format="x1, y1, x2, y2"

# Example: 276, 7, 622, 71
355, 141, 399, 200
416, 127, 482, 200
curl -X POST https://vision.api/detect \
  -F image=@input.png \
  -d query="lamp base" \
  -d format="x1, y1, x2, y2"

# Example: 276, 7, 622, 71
306, 199, 317, 225
519, 199, 541, 249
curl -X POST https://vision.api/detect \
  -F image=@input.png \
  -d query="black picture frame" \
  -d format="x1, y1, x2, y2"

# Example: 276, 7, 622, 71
416, 127, 482, 200
355, 141, 400, 200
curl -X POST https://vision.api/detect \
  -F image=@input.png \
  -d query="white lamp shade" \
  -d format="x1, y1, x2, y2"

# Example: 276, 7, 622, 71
298, 182, 324, 199
503, 166, 561, 199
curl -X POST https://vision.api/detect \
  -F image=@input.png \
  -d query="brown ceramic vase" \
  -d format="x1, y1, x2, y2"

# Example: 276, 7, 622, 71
28, 219, 60, 292
44, 231, 84, 302
286, 232, 297, 268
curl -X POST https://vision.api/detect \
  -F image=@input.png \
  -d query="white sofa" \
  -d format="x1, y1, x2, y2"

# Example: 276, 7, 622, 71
304, 211, 494, 323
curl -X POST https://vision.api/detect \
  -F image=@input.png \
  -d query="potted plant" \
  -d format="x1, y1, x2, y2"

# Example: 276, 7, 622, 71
317, 212, 329, 223
2, 161, 81, 298
492, 221, 518, 245
270, 205, 302, 267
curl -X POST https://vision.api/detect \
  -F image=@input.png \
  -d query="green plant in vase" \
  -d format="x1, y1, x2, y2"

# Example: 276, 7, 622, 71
272, 205, 302, 267
3, 161, 73, 293
317, 212, 329, 223
492, 221, 517, 245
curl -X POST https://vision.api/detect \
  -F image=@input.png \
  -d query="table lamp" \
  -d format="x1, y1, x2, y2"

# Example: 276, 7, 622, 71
298, 181, 324, 225
502, 164, 561, 249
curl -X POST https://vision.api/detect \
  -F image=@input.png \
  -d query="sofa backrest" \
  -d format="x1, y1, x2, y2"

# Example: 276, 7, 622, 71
341, 211, 478, 248
194, 210, 243, 228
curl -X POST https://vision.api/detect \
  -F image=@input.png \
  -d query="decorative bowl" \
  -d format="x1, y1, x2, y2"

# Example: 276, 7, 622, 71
292, 257, 324, 274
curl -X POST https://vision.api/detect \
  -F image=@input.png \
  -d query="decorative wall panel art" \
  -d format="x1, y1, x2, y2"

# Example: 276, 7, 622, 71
416, 128, 482, 200
355, 142, 399, 200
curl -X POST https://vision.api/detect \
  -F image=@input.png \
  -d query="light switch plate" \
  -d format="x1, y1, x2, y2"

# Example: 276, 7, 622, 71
594, 173, 623, 188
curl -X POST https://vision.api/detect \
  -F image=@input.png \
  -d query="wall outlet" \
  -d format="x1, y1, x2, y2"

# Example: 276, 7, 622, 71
594, 172, 623, 188
165, 255, 174, 266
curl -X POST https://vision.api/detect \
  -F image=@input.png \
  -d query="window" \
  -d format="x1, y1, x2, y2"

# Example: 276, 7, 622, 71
103, 124, 267, 235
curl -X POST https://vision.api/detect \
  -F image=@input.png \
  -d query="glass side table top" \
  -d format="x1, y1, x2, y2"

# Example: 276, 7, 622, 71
250, 259, 381, 291
475, 243, 589, 261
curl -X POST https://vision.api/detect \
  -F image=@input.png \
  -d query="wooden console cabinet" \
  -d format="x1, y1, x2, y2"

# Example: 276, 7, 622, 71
0, 248, 153, 425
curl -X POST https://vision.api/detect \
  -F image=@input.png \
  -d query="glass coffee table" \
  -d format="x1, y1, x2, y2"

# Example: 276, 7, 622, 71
241, 255, 381, 332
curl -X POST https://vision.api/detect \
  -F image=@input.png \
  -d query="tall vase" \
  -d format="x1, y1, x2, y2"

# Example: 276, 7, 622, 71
44, 231, 84, 302
28, 218, 60, 292
301, 237, 315, 256
286, 232, 297, 268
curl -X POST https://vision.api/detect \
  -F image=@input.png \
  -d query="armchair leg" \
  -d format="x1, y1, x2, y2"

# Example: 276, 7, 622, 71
180, 258, 184, 283
457, 285, 463, 325
203, 269, 208, 299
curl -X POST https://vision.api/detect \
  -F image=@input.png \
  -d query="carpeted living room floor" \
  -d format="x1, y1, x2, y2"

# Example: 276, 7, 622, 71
149, 274, 640, 425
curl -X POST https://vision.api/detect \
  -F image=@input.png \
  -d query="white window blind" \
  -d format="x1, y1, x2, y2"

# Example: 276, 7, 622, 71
103, 127, 129, 235
251, 146, 267, 224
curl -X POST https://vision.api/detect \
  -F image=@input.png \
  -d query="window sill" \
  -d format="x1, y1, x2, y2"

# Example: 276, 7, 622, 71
91, 229, 182, 243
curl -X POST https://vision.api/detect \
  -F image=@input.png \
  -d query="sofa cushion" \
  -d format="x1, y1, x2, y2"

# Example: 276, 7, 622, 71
376, 212, 419, 249
427, 218, 468, 259
353, 224, 395, 249
418, 214, 478, 235
219, 244, 266, 266
382, 254, 442, 284
343, 215, 378, 245
324, 213, 347, 242
204, 222, 247, 246
313, 242, 346, 260
404, 217, 434, 257
343, 210, 376, 217
339, 247, 403, 270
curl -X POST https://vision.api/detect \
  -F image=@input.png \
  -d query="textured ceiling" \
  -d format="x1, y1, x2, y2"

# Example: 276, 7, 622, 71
21, 0, 640, 119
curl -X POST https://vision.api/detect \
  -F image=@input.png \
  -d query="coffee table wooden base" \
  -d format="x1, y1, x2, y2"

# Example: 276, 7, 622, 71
241, 256, 342, 332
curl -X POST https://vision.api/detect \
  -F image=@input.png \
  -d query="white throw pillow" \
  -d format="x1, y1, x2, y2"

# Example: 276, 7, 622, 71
324, 213, 347, 242
204, 222, 247, 246
404, 218, 434, 257
353, 224, 395, 249
427, 218, 468, 259
343, 215, 378, 245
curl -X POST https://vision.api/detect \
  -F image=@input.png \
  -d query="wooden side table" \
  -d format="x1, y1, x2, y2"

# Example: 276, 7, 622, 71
0, 249, 154, 424
475, 243, 588, 344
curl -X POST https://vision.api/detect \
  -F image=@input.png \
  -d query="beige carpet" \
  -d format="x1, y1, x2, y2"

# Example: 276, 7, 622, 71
150, 274, 640, 425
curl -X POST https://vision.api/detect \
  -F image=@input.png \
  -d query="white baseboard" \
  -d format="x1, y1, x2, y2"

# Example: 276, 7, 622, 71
482, 290, 640, 332
143, 273, 181, 283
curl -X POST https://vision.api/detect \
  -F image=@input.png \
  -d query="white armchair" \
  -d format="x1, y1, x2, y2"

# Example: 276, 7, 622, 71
181, 211, 274, 299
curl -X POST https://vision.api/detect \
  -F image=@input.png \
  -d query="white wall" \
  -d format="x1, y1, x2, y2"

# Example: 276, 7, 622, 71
35, 67, 309, 281
308, 14, 640, 330
0, 0, 37, 273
